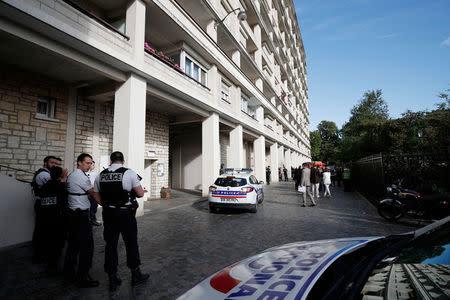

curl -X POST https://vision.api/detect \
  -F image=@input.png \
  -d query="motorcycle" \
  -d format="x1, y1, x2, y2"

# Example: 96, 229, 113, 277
378, 181, 449, 221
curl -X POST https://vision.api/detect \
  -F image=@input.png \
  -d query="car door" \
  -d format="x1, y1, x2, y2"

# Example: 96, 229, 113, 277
250, 175, 262, 200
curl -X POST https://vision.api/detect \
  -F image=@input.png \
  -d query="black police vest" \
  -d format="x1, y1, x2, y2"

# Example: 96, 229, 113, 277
99, 167, 135, 207
32, 168, 49, 197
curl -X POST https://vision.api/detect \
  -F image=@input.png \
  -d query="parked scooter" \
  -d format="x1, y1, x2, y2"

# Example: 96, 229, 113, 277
378, 180, 449, 221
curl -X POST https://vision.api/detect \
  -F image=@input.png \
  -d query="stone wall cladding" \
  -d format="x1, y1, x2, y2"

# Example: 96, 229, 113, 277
219, 133, 229, 167
0, 69, 68, 181
145, 111, 169, 198
74, 97, 95, 162
98, 101, 114, 161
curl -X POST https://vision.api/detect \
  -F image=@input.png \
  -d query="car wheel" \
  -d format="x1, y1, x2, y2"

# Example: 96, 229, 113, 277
250, 204, 257, 213
258, 192, 264, 204
378, 201, 402, 221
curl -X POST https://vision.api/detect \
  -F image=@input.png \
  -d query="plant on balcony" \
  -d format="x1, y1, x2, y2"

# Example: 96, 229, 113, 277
145, 42, 182, 72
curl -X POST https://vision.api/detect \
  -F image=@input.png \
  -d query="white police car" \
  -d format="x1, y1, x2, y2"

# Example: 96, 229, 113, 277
208, 168, 264, 213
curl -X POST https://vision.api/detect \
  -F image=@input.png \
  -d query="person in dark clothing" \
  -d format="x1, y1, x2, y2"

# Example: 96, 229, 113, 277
266, 166, 271, 185
294, 167, 301, 191
35, 166, 67, 273
336, 167, 343, 187
283, 166, 288, 181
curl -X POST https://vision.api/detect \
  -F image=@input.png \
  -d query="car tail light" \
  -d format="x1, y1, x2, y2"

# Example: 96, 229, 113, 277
417, 193, 421, 198
241, 187, 254, 193
209, 186, 217, 192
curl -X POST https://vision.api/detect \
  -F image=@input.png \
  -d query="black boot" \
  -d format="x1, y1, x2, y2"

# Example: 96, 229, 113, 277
108, 273, 122, 291
131, 267, 149, 286
77, 273, 100, 288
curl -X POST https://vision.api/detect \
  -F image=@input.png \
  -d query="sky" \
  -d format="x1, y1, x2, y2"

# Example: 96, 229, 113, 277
293, 0, 450, 131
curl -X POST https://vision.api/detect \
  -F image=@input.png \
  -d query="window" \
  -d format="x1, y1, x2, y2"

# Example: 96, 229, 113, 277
36, 98, 56, 119
221, 80, 230, 103
241, 96, 248, 112
184, 55, 207, 86
214, 177, 247, 187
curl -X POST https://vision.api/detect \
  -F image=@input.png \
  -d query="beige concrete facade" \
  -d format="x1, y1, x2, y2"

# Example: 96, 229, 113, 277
0, 0, 310, 213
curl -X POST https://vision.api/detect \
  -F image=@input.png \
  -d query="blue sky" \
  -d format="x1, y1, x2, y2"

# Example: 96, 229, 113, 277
293, 0, 450, 131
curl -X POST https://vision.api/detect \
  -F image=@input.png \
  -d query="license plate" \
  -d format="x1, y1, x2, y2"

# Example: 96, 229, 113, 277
221, 198, 238, 202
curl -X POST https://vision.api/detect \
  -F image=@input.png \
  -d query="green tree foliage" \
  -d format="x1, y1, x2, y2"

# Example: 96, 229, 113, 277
309, 131, 322, 161
317, 121, 339, 163
338, 89, 389, 161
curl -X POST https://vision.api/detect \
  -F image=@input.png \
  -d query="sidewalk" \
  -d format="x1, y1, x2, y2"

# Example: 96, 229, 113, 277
0, 189, 203, 299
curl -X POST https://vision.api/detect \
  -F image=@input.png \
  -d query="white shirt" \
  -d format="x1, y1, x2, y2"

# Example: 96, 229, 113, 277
35, 168, 51, 187
94, 163, 141, 193
67, 169, 92, 210
323, 172, 331, 185
86, 170, 96, 186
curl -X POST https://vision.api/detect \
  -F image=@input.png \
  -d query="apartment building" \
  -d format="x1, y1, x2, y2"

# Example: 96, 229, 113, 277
0, 0, 310, 217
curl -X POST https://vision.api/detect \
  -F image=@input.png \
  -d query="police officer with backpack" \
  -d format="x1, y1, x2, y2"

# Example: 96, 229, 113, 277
31, 156, 67, 262
93, 151, 149, 292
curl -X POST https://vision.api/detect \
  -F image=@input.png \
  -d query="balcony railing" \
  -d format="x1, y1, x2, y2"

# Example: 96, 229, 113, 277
144, 47, 210, 91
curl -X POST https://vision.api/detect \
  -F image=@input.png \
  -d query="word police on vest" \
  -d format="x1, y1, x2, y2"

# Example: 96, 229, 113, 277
100, 173, 123, 182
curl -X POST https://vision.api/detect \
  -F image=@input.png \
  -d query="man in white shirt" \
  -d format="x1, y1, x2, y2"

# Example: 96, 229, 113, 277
93, 151, 149, 291
64, 153, 99, 288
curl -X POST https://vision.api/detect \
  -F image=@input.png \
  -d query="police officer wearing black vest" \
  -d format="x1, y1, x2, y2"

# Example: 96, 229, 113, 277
32, 156, 61, 262
36, 166, 67, 273
93, 151, 149, 291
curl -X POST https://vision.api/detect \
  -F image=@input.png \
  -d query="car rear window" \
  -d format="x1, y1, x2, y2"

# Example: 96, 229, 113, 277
214, 177, 247, 187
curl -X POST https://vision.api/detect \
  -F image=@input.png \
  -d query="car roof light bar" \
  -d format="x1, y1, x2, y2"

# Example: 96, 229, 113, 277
223, 168, 253, 174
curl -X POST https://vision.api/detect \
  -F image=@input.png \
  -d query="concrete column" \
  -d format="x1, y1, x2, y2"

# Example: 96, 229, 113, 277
113, 73, 147, 215
285, 149, 291, 178
253, 24, 262, 70
126, 0, 146, 65
253, 136, 265, 183
64, 87, 77, 171
270, 142, 279, 183
207, 64, 219, 106
202, 113, 220, 196
256, 106, 264, 124
232, 85, 242, 116
278, 145, 284, 169
232, 50, 240, 68
206, 19, 217, 42
229, 125, 243, 168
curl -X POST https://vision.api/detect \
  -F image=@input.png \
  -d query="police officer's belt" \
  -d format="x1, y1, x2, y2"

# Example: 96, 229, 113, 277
68, 191, 88, 196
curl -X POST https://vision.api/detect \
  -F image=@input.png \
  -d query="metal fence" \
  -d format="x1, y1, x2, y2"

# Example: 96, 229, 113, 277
352, 151, 449, 201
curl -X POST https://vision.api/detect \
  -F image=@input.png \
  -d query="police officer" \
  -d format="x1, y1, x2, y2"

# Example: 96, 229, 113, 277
93, 151, 149, 291
36, 166, 67, 273
31, 156, 59, 262
64, 153, 99, 288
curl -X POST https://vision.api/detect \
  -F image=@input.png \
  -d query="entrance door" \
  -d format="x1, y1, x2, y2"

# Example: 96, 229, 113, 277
143, 159, 154, 199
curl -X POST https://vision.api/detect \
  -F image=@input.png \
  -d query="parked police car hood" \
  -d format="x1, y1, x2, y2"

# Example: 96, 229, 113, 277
177, 237, 383, 300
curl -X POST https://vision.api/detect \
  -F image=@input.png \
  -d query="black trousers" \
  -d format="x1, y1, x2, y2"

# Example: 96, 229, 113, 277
89, 199, 98, 221
103, 207, 141, 274
64, 209, 94, 277
32, 208, 66, 265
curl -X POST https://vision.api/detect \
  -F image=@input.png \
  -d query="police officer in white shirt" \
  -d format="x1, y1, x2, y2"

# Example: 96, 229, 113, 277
63, 153, 99, 288
93, 151, 149, 291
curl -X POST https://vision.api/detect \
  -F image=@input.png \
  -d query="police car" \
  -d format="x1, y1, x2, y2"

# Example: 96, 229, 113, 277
177, 216, 450, 300
208, 168, 264, 213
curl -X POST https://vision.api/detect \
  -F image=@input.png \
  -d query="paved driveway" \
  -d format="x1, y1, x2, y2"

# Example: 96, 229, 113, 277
0, 182, 416, 299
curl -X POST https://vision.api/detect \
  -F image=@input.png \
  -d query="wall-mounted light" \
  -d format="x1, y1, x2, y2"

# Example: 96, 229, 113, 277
214, 8, 247, 28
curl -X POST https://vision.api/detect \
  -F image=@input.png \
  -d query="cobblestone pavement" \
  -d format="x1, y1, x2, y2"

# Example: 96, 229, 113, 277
0, 182, 418, 299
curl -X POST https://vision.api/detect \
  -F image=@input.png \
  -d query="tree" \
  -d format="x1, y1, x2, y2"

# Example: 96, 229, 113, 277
317, 121, 339, 163
309, 131, 322, 161
339, 89, 389, 161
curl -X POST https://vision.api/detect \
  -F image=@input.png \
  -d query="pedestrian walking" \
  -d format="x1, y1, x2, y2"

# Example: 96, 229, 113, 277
343, 165, 352, 192
300, 163, 316, 207
310, 165, 320, 199
266, 166, 271, 185
86, 161, 101, 226
64, 153, 99, 288
93, 151, 149, 292
323, 168, 332, 198
283, 165, 288, 182
278, 167, 282, 181
336, 167, 343, 187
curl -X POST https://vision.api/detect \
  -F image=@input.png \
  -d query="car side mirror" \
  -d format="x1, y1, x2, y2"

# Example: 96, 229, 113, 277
259, 181, 264, 184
